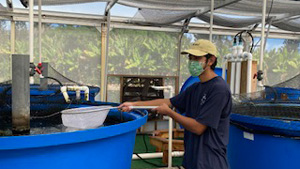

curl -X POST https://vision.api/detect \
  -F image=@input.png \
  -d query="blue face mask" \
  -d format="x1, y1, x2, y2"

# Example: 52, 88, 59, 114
188, 60, 205, 77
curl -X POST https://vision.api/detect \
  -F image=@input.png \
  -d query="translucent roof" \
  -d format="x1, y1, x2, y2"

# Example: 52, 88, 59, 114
1, 0, 300, 32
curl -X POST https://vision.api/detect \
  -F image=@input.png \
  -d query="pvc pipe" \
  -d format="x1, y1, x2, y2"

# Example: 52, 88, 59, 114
29, 0, 34, 84
132, 151, 184, 160
243, 52, 253, 93
230, 61, 236, 94
235, 61, 241, 95
151, 86, 174, 168
60, 86, 90, 103
76, 89, 80, 100
235, 44, 243, 94
258, 0, 267, 90
38, 0, 42, 63
209, 0, 214, 41
60, 86, 70, 103
29, 0, 33, 63
222, 54, 230, 80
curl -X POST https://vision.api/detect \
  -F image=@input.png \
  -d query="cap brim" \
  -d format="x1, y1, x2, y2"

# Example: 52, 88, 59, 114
181, 49, 207, 56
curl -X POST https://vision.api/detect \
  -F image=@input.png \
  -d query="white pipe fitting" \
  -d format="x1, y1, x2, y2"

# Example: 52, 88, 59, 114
60, 86, 70, 103
151, 85, 174, 168
222, 54, 230, 80
243, 52, 253, 93
60, 86, 90, 103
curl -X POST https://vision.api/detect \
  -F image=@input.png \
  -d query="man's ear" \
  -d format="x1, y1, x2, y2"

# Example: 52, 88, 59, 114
208, 56, 216, 66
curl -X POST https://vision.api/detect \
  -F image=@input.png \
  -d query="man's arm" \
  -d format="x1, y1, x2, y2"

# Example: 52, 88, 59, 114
155, 104, 207, 135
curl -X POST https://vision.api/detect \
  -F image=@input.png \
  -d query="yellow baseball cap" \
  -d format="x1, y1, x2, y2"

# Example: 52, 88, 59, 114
181, 39, 217, 56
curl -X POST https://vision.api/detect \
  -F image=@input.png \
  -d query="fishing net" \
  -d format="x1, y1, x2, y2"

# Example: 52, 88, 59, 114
232, 73, 300, 137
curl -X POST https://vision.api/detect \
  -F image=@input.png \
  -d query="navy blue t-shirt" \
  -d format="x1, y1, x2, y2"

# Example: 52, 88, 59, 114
170, 76, 232, 169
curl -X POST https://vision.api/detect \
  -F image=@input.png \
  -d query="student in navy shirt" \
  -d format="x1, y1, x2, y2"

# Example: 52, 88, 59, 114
119, 39, 232, 169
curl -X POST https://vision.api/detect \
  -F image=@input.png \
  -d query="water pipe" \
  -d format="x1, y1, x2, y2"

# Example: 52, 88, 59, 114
230, 44, 237, 94
222, 54, 230, 80
258, 0, 267, 91
38, 0, 42, 64
132, 151, 184, 160
151, 86, 174, 169
235, 41, 244, 94
61, 86, 90, 103
29, 0, 34, 84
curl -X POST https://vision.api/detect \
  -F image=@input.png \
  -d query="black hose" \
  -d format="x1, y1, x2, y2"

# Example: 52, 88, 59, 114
43, 76, 63, 86
133, 153, 167, 168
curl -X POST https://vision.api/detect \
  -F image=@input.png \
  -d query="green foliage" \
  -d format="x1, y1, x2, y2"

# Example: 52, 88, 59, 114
108, 29, 178, 75
0, 20, 299, 87
0, 20, 11, 82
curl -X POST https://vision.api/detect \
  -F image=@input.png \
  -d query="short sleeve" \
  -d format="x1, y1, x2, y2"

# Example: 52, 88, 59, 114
196, 91, 230, 129
170, 84, 195, 113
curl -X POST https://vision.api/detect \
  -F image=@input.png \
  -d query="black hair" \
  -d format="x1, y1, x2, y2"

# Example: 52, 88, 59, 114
204, 54, 217, 70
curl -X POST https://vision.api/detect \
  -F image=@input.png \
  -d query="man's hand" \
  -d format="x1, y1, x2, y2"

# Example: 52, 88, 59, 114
153, 103, 173, 116
118, 102, 135, 112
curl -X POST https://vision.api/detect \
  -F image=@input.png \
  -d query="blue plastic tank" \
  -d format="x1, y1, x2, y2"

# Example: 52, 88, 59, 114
228, 123, 300, 169
0, 107, 147, 169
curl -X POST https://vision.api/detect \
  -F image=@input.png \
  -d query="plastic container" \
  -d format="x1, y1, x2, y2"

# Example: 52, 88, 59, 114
228, 124, 300, 169
0, 106, 148, 169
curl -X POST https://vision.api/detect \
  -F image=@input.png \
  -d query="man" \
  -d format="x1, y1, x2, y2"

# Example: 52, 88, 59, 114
119, 39, 232, 169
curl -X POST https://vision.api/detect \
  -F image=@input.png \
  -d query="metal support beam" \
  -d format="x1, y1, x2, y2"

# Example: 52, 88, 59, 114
177, 18, 191, 92
100, 2, 116, 101
10, 20, 15, 55
1, 9, 299, 39
100, 23, 107, 101
209, 0, 214, 41
12, 54, 30, 135
105, 0, 118, 16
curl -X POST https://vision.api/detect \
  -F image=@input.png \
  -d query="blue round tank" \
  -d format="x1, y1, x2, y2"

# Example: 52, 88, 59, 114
228, 124, 300, 169
0, 108, 147, 169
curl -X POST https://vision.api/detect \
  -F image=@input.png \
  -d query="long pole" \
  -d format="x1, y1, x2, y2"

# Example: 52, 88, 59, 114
100, 23, 107, 101
38, 0, 42, 63
258, 0, 267, 90
29, 0, 34, 84
29, 0, 34, 63
209, 0, 214, 41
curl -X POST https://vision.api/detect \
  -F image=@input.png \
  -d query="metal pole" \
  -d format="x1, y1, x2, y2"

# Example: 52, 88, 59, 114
209, 0, 214, 41
12, 54, 30, 135
177, 18, 191, 92
258, 0, 267, 90
38, 0, 42, 63
100, 23, 107, 101
177, 33, 182, 92
100, 1, 116, 101
29, 0, 34, 84
29, 0, 34, 63
11, 20, 15, 55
